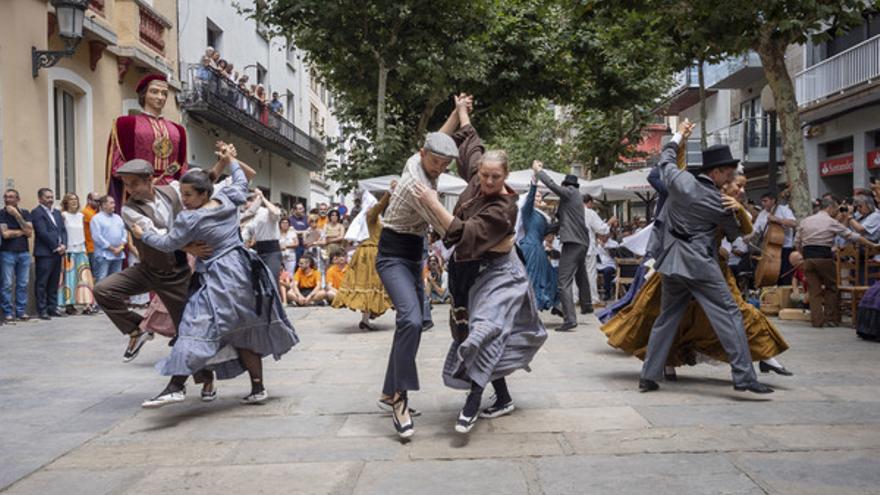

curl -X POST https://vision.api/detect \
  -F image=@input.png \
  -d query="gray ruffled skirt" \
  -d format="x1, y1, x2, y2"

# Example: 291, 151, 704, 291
443, 251, 547, 390
157, 245, 299, 380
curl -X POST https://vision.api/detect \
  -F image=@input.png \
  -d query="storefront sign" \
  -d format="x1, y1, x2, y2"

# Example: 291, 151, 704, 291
820, 155, 854, 177
868, 149, 880, 170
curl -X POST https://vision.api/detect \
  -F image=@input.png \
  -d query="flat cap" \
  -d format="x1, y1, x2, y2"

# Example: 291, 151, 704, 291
423, 132, 459, 160
116, 159, 154, 176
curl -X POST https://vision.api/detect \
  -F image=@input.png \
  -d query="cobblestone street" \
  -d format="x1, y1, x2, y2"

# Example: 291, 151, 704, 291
1, 306, 879, 494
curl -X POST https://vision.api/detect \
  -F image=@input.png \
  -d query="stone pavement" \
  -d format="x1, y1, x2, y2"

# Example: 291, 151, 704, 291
1, 304, 879, 494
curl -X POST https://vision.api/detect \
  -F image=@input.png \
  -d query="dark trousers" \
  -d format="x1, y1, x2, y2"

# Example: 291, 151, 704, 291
377, 255, 424, 396
803, 257, 838, 327
34, 254, 62, 315
599, 266, 616, 301
258, 251, 282, 288
778, 247, 794, 285
94, 263, 191, 335
557, 242, 590, 325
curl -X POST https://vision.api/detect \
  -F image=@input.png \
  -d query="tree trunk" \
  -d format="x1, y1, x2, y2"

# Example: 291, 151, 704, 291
698, 58, 708, 150
757, 40, 810, 218
376, 59, 389, 143
415, 93, 444, 139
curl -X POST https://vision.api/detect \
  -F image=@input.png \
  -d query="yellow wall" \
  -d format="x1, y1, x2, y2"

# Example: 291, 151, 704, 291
0, 0, 180, 210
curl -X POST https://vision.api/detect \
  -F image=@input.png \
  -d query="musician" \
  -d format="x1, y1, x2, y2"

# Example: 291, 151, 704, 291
844, 195, 880, 243
795, 198, 877, 328
750, 192, 797, 285
105, 74, 188, 213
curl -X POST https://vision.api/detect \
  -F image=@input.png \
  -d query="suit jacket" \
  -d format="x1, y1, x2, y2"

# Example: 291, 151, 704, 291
536, 170, 590, 246
653, 141, 740, 281
32, 206, 67, 257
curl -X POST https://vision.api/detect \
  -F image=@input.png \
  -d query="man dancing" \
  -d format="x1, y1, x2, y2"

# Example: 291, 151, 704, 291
639, 120, 773, 394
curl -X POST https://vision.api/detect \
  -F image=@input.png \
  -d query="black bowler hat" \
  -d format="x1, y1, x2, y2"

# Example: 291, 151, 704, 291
561, 174, 580, 188
700, 144, 740, 171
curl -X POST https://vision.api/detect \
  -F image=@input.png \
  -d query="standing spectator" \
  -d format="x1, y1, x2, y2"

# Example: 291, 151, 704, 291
90, 196, 127, 283
58, 193, 95, 314
0, 189, 33, 322
279, 218, 299, 275
316, 202, 329, 229
323, 209, 346, 257
207, 47, 220, 67
32, 188, 67, 320
289, 202, 309, 262
82, 192, 99, 269
269, 91, 284, 115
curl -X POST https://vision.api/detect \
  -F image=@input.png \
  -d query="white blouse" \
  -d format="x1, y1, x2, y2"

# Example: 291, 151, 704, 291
63, 211, 86, 253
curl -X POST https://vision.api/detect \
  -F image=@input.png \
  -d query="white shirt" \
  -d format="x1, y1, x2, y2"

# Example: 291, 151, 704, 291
121, 181, 180, 234
859, 209, 880, 243
279, 229, 298, 260
41, 205, 57, 227
596, 242, 616, 270
583, 206, 610, 254
721, 237, 749, 266
62, 211, 86, 253
753, 204, 796, 248
242, 207, 280, 243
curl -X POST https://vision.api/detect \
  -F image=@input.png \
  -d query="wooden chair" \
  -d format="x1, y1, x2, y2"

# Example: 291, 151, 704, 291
836, 245, 870, 327
615, 258, 642, 299
864, 245, 880, 286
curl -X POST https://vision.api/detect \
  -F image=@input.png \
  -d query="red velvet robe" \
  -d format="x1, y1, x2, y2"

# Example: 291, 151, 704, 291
104, 113, 188, 212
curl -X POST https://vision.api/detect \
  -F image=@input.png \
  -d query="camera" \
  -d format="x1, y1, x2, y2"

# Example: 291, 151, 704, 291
839, 205, 848, 213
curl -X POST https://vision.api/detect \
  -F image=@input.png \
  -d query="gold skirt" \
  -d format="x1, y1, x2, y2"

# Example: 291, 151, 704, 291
600, 264, 789, 366
331, 243, 392, 316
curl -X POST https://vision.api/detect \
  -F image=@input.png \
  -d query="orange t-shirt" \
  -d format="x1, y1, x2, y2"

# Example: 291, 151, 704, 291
82, 205, 98, 253
326, 264, 346, 289
294, 268, 319, 289
316, 216, 328, 229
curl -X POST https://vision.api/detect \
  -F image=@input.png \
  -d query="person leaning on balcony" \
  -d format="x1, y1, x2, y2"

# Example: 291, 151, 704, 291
795, 197, 878, 328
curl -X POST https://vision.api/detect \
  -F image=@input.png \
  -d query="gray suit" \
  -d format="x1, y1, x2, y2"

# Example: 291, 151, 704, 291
641, 141, 757, 386
537, 171, 591, 324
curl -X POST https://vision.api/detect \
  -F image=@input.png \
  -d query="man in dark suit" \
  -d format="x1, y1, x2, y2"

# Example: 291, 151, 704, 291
32, 188, 67, 320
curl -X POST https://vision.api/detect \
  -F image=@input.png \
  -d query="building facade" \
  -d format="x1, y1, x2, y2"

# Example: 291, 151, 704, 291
0, 0, 181, 208
797, 12, 880, 200
176, 0, 339, 211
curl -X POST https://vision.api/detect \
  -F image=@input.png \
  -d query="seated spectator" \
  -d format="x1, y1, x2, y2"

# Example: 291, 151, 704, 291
289, 255, 327, 306
278, 268, 294, 306
324, 251, 348, 302
424, 255, 449, 304
789, 250, 808, 308
595, 235, 617, 302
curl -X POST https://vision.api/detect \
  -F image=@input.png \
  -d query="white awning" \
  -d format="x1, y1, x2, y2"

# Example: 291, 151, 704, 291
506, 169, 602, 197
358, 173, 468, 195
586, 168, 657, 203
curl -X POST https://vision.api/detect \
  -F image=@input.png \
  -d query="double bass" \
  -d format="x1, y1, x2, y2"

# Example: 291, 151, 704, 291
753, 204, 786, 287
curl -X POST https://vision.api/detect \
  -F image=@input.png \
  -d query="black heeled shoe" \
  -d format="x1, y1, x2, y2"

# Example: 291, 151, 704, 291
759, 361, 793, 376
391, 393, 414, 439
664, 368, 678, 381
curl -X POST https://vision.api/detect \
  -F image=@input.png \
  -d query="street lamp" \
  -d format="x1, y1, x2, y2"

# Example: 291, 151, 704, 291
32, 0, 89, 78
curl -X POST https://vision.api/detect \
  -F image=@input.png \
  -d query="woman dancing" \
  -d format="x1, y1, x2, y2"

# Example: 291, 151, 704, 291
516, 178, 558, 311
414, 94, 547, 434
132, 148, 298, 407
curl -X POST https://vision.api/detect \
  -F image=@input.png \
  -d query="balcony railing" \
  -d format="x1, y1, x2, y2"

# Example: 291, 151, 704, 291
139, 4, 167, 54
703, 52, 763, 89
667, 65, 700, 96
181, 65, 325, 170
687, 117, 783, 166
796, 34, 880, 107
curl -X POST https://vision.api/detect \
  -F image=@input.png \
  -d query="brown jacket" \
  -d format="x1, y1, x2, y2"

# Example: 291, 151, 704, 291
445, 125, 518, 262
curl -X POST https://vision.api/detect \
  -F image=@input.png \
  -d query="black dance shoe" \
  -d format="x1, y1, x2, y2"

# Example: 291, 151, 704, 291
639, 379, 659, 392
555, 322, 577, 332
391, 394, 414, 439
580, 305, 594, 315
733, 381, 774, 394
759, 361, 793, 376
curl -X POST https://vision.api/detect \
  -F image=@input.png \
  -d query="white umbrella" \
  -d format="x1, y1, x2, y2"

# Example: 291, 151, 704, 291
586, 168, 657, 203
358, 173, 468, 195
506, 169, 602, 197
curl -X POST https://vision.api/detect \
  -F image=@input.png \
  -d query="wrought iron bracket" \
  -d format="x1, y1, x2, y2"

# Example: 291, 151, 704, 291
32, 38, 82, 78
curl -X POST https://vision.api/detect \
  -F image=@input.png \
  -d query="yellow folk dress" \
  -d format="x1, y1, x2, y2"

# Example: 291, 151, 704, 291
331, 193, 393, 316
600, 203, 789, 367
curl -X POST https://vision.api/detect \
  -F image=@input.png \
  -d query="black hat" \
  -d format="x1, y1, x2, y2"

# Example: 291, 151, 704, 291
562, 174, 579, 188
700, 144, 740, 171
